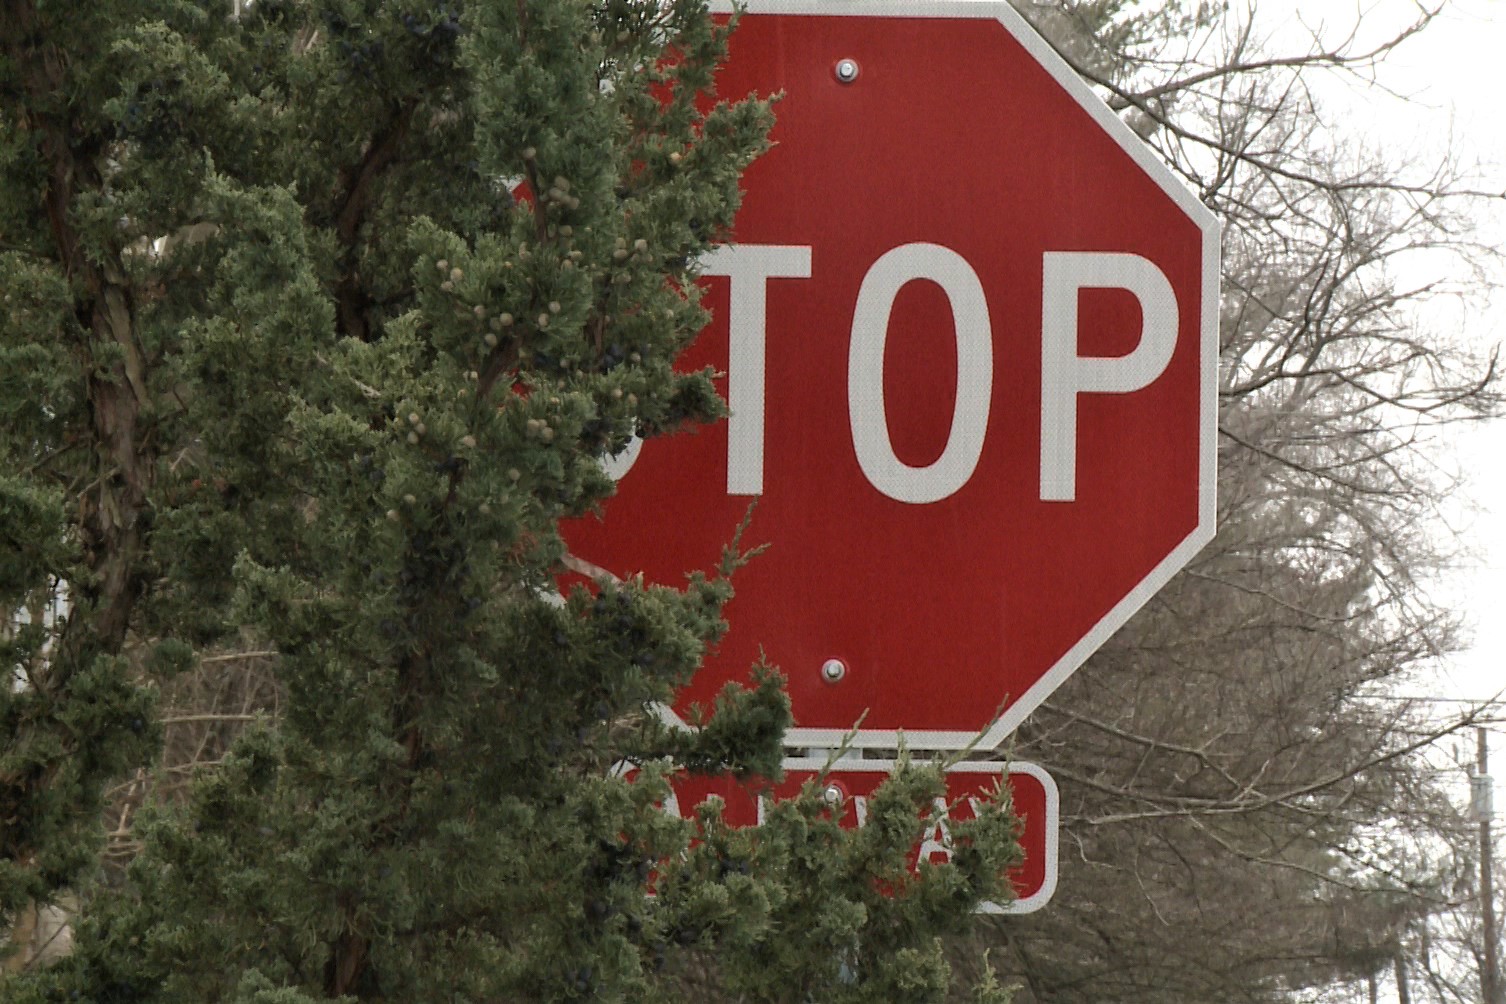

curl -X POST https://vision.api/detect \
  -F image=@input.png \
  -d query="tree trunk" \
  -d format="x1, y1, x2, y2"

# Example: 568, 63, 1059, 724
2, 903, 38, 974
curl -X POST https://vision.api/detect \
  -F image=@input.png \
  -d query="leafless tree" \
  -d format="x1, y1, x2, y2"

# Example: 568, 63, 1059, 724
984, 3, 1504, 1000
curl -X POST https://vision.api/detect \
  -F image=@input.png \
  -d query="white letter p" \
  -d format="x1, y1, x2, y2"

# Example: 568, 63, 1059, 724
1040, 252, 1178, 502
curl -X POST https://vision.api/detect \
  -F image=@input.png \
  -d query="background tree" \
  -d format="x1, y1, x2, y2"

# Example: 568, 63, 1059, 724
1, 1, 1022, 1000
986, 2, 1504, 1001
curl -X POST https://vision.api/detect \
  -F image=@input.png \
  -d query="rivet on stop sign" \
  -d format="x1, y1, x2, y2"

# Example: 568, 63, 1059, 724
833, 58, 859, 83
820, 658, 847, 684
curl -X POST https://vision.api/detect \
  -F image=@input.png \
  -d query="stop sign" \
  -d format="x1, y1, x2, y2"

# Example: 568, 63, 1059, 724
566, 1, 1218, 749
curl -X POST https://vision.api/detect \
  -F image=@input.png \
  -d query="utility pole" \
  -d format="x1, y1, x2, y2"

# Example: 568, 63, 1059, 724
1477, 727, 1501, 1004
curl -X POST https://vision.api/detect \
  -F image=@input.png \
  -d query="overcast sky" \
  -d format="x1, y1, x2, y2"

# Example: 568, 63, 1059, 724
1240, 0, 1506, 707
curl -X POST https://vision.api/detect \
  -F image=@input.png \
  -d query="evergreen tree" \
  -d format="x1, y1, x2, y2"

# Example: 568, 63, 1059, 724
1, 1, 1020, 999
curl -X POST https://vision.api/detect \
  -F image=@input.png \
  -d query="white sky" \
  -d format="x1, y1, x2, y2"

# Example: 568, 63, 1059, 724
1244, 0, 1506, 787
1375, 1, 1506, 706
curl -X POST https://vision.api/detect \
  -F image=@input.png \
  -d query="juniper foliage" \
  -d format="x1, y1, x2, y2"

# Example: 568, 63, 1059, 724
0, 1, 1021, 1000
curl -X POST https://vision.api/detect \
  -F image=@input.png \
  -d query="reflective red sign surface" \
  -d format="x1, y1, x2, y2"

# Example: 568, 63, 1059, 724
565, 4, 1218, 747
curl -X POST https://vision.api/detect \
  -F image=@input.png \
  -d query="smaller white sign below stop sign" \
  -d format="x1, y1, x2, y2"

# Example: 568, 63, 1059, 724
566, 0, 1219, 750
650, 759, 1060, 914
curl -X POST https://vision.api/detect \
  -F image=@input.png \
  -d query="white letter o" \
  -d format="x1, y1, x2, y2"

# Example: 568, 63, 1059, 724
848, 243, 992, 504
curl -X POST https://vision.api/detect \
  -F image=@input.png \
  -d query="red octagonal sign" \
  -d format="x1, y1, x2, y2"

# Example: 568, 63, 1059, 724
567, 0, 1219, 748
